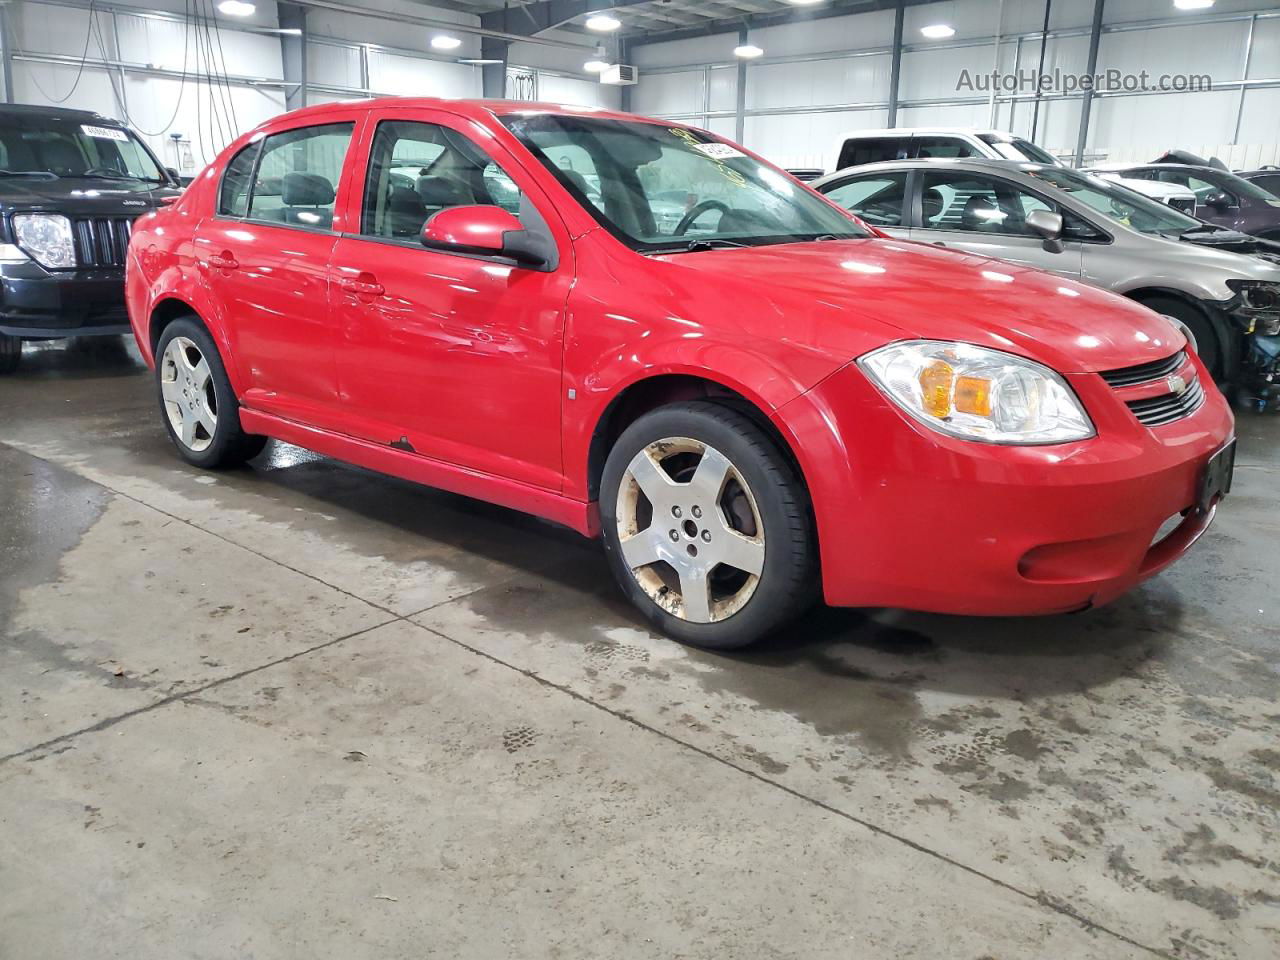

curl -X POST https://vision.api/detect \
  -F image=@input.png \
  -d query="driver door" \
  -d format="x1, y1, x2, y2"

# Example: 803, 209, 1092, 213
908, 170, 1083, 278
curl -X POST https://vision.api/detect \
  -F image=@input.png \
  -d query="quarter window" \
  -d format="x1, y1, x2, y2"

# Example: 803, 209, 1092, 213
245, 123, 354, 231
361, 120, 524, 241
836, 136, 907, 170
913, 137, 976, 159
218, 142, 258, 217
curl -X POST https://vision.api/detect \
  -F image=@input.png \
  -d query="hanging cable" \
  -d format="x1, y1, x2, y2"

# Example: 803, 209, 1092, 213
24, 0, 97, 104
119, 0, 194, 137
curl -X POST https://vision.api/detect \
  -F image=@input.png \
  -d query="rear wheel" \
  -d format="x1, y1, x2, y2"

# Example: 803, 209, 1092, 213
155, 317, 266, 468
600, 401, 816, 649
0, 334, 20, 374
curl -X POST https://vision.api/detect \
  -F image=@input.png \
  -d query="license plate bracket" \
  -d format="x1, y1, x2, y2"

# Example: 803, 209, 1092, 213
1198, 439, 1236, 513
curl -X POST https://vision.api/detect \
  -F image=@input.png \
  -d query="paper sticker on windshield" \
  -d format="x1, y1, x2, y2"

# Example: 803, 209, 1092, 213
81, 125, 128, 142
693, 142, 745, 160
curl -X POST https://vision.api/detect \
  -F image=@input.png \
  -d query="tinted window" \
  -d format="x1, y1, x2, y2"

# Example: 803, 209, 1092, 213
978, 134, 1059, 165
361, 120, 524, 241
1250, 174, 1280, 198
837, 136, 907, 170
913, 136, 977, 159
821, 173, 907, 227
218, 142, 258, 217
247, 123, 354, 231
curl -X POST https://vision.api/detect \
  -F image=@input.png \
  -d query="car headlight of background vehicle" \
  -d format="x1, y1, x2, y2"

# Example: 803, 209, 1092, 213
12, 213, 76, 269
1226, 279, 1280, 335
858, 340, 1095, 444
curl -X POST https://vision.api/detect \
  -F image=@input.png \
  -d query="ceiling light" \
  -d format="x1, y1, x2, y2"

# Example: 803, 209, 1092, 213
431, 34, 462, 50
1173, 0, 1214, 8
786, 0, 826, 5
459, 58, 504, 65
733, 44, 764, 59
584, 60, 611, 73
920, 23, 956, 39
217, 0, 255, 15
585, 14, 621, 31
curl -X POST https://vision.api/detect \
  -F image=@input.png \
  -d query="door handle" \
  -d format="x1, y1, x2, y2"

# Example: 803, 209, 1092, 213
336, 274, 384, 297
208, 251, 239, 269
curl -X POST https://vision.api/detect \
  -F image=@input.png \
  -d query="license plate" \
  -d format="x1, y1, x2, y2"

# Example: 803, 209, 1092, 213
1198, 440, 1236, 512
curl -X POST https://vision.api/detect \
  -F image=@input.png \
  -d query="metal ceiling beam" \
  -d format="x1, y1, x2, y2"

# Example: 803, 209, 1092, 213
479, 0, 655, 39
624, 0, 940, 46
293, 0, 588, 48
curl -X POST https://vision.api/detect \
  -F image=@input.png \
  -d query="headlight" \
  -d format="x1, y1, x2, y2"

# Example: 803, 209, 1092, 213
12, 213, 76, 269
1227, 279, 1280, 336
858, 340, 1095, 445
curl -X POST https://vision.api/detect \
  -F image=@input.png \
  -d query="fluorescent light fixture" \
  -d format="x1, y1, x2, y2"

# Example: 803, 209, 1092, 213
585, 14, 621, 31
1173, 0, 1214, 8
217, 0, 255, 16
786, 0, 826, 5
459, 58, 504, 65
733, 44, 764, 59
920, 23, 956, 39
431, 34, 462, 50
584, 59, 611, 73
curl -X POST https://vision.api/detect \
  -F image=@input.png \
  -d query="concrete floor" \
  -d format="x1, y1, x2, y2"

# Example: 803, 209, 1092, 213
0, 337, 1276, 960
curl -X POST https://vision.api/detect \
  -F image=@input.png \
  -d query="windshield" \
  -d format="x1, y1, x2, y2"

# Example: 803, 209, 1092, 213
0, 115, 165, 182
1215, 172, 1279, 202
1025, 166, 1203, 237
502, 113, 869, 252
979, 134, 1060, 166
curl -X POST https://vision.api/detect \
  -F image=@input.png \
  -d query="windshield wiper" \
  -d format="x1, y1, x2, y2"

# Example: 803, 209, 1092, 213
685, 238, 750, 252
0, 170, 58, 180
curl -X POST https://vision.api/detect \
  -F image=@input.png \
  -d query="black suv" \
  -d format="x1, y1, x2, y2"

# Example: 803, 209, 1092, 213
0, 104, 182, 373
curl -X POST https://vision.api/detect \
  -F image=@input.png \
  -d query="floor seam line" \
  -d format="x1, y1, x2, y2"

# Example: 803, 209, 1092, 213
0, 616, 400, 765
409, 619, 1173, 959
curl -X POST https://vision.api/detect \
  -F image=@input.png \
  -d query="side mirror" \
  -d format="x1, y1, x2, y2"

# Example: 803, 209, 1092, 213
1205, 191, 1233, 210
421, 205, 548, 268
1025, 208, 1065, 252
165, 166, 182, 183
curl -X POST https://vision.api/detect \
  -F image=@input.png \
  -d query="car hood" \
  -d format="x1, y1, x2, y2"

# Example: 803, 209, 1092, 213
655, 238, 1185, 374
1178, 228, 1280, 267
0, 176, 180, 213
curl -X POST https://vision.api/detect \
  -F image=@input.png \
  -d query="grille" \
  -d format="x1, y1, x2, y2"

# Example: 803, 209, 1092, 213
1098, 350, 1187, 388
1124, 376, 1206, 427
72, 216, 136, 267
1169, 197, 1197, 216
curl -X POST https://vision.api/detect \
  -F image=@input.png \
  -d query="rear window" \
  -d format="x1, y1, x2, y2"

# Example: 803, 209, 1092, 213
837, 136, 907, 170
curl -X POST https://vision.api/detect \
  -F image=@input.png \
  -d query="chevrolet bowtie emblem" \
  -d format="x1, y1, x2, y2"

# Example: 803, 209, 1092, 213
1168, 374, 1188, 395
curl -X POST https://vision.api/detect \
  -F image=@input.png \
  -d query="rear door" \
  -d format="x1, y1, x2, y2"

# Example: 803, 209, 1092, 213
908, 169, 1083, 278
195, 113, 364, 430
818, 171, 912, 239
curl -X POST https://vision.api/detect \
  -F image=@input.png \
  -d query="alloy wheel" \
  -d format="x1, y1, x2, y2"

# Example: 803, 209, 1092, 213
615, 437, 766, 623
160, 336, 218, 452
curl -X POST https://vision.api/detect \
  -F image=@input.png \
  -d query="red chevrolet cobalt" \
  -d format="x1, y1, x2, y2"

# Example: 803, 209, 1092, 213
125, 99, 1235, 649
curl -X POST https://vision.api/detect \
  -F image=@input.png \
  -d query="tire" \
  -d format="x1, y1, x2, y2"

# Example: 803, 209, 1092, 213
0, 334, 20, 375
155, 316, 266, 468
1134, 295, 1226, 382
600, 400, 816, 649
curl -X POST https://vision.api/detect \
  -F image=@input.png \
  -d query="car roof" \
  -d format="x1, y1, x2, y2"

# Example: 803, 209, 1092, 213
1093, 161, 1223, 174
813, 157, 1051, 185
256, 97, 669, 132
0, 102, 121, 123
836, 127, 1012, 139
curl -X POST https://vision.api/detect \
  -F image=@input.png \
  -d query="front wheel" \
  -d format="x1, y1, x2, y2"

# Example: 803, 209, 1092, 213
1136, 295, 1225, 382
600, 401, 816, 649
0, 334, 20, 374
155, 317, 266, 468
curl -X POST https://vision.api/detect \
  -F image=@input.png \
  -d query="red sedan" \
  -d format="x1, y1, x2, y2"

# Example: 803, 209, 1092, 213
125, 99, 1235, 649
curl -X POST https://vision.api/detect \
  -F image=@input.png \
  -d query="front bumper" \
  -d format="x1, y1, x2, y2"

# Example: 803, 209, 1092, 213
0, 259, 130, 338
776, 352, 1235, 616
